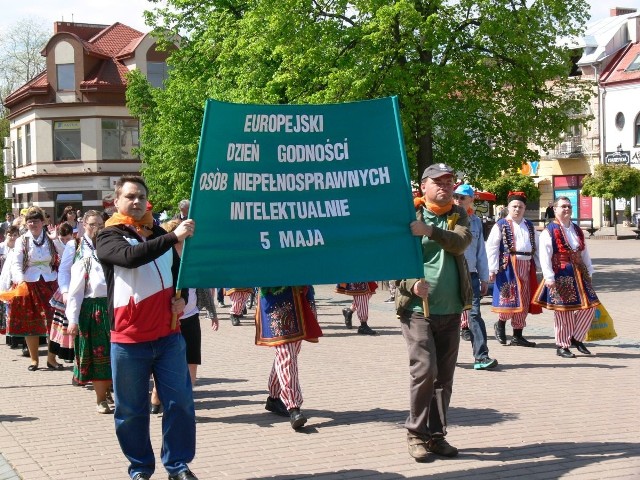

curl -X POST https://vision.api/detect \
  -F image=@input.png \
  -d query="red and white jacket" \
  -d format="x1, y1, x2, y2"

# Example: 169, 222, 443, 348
96, 224, 187, 343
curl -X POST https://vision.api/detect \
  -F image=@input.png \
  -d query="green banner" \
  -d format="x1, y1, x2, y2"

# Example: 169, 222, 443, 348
178, 97, 422, 288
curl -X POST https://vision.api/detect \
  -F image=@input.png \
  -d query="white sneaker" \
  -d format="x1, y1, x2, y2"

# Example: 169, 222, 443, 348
96, 400, 112, 414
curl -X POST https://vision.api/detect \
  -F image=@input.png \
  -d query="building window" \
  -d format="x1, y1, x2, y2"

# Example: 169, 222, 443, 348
615, 112, 625, 130
627, 54, 640, 72
53, 120, 81, 161
636, 113, 640, 146
25, 124, 31, 165
102, 119, 139, 159
57, 64, 75, 90
148, 62, 169, 88
16, 127, 23, 167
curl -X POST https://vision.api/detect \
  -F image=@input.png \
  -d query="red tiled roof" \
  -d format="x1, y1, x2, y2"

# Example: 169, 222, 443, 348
600, 42, 640, 85
116, 36, 146, 60
81, 59, 128, 89
89, 23, 144, 57
3, 71, 49, 104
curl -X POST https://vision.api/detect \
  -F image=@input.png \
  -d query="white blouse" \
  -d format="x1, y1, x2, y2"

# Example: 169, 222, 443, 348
58, 235, 96, 293
65, 255, 108, 326
486, 218, 540, 274
538, 222, 594, 282
0, 247, 16, 292
11, 231, 64, 283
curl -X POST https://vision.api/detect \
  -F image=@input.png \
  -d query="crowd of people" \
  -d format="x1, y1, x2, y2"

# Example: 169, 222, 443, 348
0, 171, 602, 476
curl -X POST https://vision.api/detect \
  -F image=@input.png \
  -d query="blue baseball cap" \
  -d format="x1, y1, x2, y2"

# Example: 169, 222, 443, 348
454, 184, 475, 197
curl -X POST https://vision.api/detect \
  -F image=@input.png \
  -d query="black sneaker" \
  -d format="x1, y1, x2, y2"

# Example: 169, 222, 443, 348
357, 323, 378, 335
230, 315, 241, 326
384, 296, 395, 303
460, 328, 472, 341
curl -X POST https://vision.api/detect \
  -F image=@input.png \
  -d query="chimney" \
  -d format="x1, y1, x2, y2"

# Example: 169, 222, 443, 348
53, 21, 109, 40
610, 7, 638, 16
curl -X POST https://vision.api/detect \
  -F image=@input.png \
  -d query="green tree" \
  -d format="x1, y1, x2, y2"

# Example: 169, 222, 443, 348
480, 172, 540, 205
131, 0, 592, 205
0, 17, 49, 117
581, 164, 640, 223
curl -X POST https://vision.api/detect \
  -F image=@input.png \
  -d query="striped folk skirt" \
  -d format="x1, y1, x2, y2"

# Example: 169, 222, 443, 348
73, 297, 111, 385
48, 288, 75, 361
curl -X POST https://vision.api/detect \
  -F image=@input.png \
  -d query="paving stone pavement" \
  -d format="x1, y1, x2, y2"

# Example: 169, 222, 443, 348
0, 239, 638, 479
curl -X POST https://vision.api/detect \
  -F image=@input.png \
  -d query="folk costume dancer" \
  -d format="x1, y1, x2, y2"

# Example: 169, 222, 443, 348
533, 196, 599, 358
257, 286, 322, 430
48, 224, 80, 365
335, 281, 378, 335
8, 207, 63, 371
486, 191, 541, 348
226, 287, 252, 326
65, 212, 112, 413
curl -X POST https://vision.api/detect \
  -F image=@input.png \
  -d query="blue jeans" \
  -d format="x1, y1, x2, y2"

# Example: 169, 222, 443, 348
111, 334, 195, 478
468, 272, 489, 360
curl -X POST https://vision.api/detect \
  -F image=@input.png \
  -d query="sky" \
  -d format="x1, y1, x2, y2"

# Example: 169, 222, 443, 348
1, 0, 640, 35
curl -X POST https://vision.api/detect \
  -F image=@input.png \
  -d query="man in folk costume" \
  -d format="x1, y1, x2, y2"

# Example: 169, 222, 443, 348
486, 191, 542, 347
335, 281, 378, 335
396, 163, 472, 462
226, 287, 253, 326
533, 196, 599, 358
257, 286, 322, 430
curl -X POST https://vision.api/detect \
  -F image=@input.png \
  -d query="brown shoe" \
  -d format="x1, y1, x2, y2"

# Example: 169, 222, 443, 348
427, 436, 458, 457
407, 432, 430, 462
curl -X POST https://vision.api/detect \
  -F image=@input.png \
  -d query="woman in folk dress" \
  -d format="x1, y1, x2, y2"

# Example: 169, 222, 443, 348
65, 211, 113, 413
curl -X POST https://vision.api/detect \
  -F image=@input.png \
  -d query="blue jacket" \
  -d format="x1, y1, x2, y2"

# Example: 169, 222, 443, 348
463, 214, 489, 281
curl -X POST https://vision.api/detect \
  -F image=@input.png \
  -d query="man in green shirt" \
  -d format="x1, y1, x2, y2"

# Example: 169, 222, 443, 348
396, 163, 472, 462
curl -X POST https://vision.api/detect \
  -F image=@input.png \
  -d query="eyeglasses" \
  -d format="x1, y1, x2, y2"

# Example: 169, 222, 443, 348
85, 223, 103, 228
453, 194, 469, 200
556, 205, 573, 209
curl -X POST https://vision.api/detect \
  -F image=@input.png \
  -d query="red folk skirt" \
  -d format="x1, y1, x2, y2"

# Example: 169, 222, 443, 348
7, 278, 57, 337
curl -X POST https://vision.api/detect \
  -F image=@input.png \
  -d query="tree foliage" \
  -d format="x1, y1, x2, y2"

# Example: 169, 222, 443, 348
130, 0, 592, 206
581, 164, 640, 201
0, 17, 49, 116
480, 172, 540, 205
0, 17, 49, 216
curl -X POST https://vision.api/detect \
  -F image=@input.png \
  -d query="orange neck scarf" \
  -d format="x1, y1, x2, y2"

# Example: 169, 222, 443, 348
105, 211, 155, 238
466, 207, 474, 215
426, 200, 453, 216
414, 197, 454, 216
